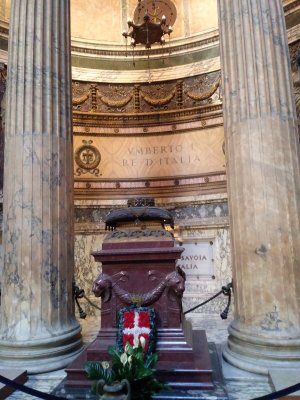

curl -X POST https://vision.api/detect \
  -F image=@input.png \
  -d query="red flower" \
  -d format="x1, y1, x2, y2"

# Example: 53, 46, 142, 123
123, 333, 134, 348
119, 308, 155, 355
138, 312, 150, 328
123, 311, 134, 328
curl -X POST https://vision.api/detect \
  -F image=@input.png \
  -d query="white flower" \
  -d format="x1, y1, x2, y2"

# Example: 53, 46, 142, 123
120, 352, 128, 366
128, 355, 133, 364
133, 336, 139, 348
101, 361, 109, 369
139, 336, 146, 349
125, 343, 131, 353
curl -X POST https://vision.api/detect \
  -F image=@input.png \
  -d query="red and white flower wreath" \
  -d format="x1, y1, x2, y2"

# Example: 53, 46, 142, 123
117, 306, 156, 357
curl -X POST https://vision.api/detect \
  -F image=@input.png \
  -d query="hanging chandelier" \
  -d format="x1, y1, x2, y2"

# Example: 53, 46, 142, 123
122, 0, 177, 51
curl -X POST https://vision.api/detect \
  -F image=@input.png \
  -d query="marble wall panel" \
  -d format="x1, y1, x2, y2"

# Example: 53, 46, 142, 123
179, 228, 232, 315
74, 233, 105, 318
172, 201, 228, 220
71, 57, 221, 84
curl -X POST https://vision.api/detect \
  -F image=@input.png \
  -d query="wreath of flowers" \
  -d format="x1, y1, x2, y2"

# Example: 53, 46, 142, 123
116, 306, 157, 360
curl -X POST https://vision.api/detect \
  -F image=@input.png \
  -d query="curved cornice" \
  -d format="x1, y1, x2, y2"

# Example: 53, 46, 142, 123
71, 57, 220, 83
71, 44, 220, 72
73, 103, 223, 130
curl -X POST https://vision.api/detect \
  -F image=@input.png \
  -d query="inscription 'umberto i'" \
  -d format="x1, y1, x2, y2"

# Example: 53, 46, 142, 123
123, 144, 201, 167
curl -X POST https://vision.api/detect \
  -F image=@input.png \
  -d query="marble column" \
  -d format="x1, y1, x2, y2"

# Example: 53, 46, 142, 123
0, 63, 6, 192
0, 0, 82, 373
218, 0, 300, 373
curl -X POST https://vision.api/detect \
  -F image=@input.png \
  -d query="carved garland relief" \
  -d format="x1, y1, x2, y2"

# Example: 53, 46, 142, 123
92, 268, 185, 307
71, 71, 222, 114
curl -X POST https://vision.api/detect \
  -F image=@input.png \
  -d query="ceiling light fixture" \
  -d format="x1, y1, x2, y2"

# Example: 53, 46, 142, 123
122, 0, 177, 82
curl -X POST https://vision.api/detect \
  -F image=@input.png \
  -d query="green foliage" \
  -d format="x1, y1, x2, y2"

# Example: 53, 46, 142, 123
85, 361, 115, 383
85, 342, 167, 400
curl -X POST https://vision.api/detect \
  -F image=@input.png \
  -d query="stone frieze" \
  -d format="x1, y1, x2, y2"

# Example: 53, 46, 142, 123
72, 71, 221, 116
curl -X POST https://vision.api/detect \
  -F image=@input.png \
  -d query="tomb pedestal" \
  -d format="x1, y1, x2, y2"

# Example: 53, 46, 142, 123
65, 200, 213, 389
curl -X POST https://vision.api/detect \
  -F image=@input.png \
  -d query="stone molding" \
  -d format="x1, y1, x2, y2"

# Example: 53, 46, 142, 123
71, 30, 220, 59
73, 103, 223, 129
283, 0, 300, 15
74, 171, 227, 200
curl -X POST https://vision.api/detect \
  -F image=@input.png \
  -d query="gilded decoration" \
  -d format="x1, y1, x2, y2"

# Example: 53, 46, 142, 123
72, 92, 90, 106
72, 81, 93, 112
71, 71, 221, 117
185, 76, 221, 102
290, 40, 300, 59
97, 89, 133, 108
140, 87, 176, 107
75, 139, 101, 176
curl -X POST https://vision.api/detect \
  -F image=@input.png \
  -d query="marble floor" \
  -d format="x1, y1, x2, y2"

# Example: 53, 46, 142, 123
5, 314, 273, 400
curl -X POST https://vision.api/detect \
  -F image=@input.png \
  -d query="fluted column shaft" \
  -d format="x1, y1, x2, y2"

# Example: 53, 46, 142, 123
218, 0, 300, 373
0, 0, 82, 372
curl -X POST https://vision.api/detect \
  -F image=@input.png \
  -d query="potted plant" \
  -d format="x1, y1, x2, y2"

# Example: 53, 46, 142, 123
85, 337, 167, 400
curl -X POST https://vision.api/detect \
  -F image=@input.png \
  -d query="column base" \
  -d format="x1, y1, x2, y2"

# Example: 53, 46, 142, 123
223, 322, 300, 375
0, 325, 83, 374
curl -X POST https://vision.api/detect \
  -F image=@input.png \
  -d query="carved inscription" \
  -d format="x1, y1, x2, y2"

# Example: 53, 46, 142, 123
176, 241, 214, 278
122, 143, 201, 168
73, 127, 225, 179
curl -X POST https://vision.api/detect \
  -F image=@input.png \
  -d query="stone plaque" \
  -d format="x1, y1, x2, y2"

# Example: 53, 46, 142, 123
73, 127, 225, 180
176, 241, 214, 278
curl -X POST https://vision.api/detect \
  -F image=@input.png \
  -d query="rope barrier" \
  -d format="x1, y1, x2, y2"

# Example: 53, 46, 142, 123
183, 289, 223, 314
252, 381, 300, 400
0, 374, 66, 399
73, 283, 101, 319
83, 293, 102, 311
183, 281, 233, 318
74, 281, 233, 320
